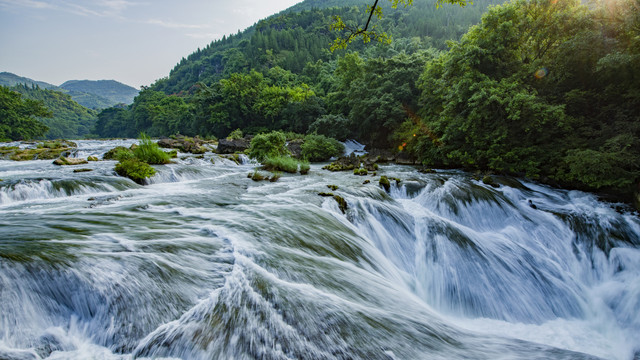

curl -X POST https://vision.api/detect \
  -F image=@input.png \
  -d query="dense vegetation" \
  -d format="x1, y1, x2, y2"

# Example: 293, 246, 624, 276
9, 84, 98, 139
93, 0, 638, 201
0, 86, 51, 141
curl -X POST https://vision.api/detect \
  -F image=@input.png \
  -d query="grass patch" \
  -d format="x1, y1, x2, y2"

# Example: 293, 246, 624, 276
115, 159, 156, 185
134, 134, 171, 164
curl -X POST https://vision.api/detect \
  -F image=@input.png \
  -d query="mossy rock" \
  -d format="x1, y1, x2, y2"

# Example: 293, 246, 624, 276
6, 146, 73, 161
318, 192, 334, 197
103, 146, 133, 160
482, 175, 499, 188
418, 168, 436, 174
115, 159, 156, 185
353, 168, 368, 176
327, 185, 339, 191
73, 168, 93, 173
363, 180, 371, 184
53, 157, 88, 166
333, 195, 348, 214
379, 176, 391, 192
87, 156, 99, 161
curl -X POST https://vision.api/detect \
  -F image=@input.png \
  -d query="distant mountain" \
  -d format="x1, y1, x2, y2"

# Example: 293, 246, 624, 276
0, 71, 58, 90
0, 72, 139, 109
60, 80, 139, 107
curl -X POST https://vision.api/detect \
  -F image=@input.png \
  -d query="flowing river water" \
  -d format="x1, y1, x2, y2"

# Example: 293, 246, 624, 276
0, 140, 639, 360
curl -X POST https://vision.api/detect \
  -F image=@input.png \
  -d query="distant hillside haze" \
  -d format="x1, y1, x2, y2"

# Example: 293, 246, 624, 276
60, 80, 139, 106
0, 72, 139, 109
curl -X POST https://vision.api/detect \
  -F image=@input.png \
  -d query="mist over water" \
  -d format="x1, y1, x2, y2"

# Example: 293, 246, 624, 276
1, 140, 638, 360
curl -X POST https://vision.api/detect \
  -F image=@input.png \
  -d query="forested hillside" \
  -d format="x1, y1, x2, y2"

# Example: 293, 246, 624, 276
0, 72, 138, 109
10, 84, 97, 139
60, 80, 139, 107
93, 0, 639, 201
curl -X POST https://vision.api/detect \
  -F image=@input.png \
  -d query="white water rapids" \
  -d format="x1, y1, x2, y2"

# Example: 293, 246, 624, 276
0, 140, 638, 359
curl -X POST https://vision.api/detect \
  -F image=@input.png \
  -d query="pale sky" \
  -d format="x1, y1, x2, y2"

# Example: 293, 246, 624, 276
0, 0, 304, 89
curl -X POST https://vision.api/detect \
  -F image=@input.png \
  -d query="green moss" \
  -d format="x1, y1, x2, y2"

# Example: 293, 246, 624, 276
379, 176, 391, 192
353, 168, 368, 176
87, 156, 99, 161
327, 185, 339, 191
482, 175, 499, 188
318, 192, 334, 197
115, 159, 156, 185
333, 195, 348, 214
73, 168, 93, 173
363, 180, 371, 184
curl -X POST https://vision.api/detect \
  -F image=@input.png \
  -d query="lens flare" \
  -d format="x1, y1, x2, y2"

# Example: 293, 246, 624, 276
535, 67, 549, 79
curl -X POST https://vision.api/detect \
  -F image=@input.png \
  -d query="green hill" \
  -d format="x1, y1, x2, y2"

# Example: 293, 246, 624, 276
149, 0, 500, 95
9, 84, 97, 139
0, 72, 138, 109
0, 72, 58, 90
60, 80, 139, 106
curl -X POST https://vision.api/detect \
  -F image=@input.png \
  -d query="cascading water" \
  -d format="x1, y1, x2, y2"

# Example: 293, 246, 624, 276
0, 140, 638, 360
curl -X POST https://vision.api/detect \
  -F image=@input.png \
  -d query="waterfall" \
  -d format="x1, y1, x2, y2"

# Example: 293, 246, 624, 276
0, 141, 638, 359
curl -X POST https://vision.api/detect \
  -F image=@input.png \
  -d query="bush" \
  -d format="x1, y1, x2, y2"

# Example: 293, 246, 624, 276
299, 161, 310, 175
301, 134, 345, 162
134, 133, 171, 165
115, 159, 156, 184
227, 129, 243, 140
263, 156, 299, 173
249, 131, 289, 161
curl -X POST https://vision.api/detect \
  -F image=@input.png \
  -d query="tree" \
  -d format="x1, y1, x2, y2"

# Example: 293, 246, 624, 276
331, 0, 470, 50
0, 86, 51, 141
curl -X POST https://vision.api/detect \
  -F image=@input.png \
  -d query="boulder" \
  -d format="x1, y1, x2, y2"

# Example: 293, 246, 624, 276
53, 157, 88, 166
395, 152, 418, 165
158, 135, 207, 154
287, 139, 303, 159
217, 138, 250, 154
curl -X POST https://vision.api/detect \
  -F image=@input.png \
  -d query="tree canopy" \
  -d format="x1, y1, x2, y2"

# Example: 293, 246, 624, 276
0, 86, 50, 141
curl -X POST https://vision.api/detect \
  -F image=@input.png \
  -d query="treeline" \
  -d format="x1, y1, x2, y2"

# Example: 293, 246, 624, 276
94, 0, 639, 199
10, 84, 98, 139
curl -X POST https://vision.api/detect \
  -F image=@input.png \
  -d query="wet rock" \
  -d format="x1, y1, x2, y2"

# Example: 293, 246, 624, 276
323, 153, 359, 172
217, 138, 250, 154
53, 157, 88, 166
395, 152, 418, 165
0, 348, 39, 360
73, 168, 93, 173
327, 185, 339, 191
367, 148, 395, 163
158, 135, 208, 154
379, 176, 391, 192
287, 139, 304, 159
87, 156, 99, 161
482, 175, 499, 188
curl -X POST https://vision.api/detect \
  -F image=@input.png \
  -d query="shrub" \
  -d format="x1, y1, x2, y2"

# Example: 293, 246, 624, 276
115, 159, 156, 184
249, 131, 289, 161
299, 161, 310, 175
301, 134, 345, 162
134, 133, 171, 165
227, 129, 243, 140
263, 156, 299, 173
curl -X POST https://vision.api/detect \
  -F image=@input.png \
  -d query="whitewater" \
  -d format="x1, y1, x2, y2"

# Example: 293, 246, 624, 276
1, 140, 638, 360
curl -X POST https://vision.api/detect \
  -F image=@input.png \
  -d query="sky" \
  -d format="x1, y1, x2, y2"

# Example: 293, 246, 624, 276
0, 0, 304, 89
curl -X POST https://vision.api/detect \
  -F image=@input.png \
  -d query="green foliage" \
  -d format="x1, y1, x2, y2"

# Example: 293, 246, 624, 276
299, 161, 311, 175
134, 134, 171, 164
249, 131, 289, 161
409, 0, 640, 197
301, 134, 345, 162
0, 86, 50, 141
263, 155, 300, 173
10, 84, 98, 139
115, 159, 156, 184
227, 129, 244, 140
308, 114, 351, 141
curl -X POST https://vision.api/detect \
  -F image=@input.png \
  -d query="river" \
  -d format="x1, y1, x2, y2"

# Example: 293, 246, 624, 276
1, 140, 638, 360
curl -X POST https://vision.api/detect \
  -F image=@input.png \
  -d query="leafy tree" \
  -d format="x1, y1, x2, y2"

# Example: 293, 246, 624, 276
0, 86, 50, 141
